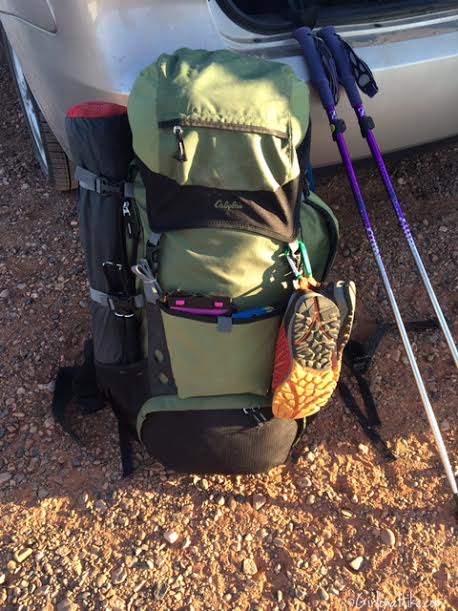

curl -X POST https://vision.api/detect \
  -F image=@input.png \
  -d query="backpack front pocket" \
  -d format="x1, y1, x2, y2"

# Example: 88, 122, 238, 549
157, 307, 281, 399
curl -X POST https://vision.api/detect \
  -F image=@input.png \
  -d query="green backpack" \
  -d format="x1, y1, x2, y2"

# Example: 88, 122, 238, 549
60, 48, 339, 475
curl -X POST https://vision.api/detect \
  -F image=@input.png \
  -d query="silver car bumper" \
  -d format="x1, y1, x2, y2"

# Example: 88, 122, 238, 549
1, 0, 458, 166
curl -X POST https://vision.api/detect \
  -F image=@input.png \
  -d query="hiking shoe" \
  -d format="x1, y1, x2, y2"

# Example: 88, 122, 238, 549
272, 281, 356, 420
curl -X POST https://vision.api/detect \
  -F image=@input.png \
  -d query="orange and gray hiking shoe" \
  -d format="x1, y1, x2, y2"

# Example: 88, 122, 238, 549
272, 281, 356, 420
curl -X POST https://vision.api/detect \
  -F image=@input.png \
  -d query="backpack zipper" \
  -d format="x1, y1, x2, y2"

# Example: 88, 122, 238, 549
173, 125, 187, 162
122, 200, 133, 238
159, 119, 289, 163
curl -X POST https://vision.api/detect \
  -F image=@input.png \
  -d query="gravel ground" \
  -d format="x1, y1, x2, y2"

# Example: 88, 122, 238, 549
0, 56, 457, 611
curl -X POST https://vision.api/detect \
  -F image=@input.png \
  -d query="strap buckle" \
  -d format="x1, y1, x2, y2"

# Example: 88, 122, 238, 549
107, 294, 137, 318
94, 176, 122, 196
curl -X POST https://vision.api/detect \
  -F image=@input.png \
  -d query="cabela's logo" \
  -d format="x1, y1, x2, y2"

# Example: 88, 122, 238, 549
214, 199, 243, 211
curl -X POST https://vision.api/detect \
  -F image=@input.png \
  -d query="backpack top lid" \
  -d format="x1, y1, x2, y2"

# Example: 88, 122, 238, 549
128, 48, 309, 189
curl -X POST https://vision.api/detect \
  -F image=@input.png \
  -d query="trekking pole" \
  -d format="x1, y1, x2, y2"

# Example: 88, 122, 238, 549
288, 17, 458, 513
317, 26, 458, 372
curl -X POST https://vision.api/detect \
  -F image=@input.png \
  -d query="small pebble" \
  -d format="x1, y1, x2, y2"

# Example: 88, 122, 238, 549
296, 477, 312, 489
163, 530, 179, 545
318, 588, 329, 601
215, 494, 225, 506
0, 473, 12, 485
56, 598, 79, 611
111, 566, 127, 585
379, 527, 396, 546
14, 548, 33, 563
392, 349, 401, 363
242, 558, 258, 576
94, 500, 108, 514
348, 556, 364, 571
358, 444, 369, 455
252, 494, 267, 510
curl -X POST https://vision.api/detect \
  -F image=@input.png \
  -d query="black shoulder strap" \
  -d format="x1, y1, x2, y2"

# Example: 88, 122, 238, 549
338, 339, 396, 462
52, 338, 134, 476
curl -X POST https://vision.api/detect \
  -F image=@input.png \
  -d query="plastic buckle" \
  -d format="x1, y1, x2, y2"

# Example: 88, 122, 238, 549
330, 118, 346, 141
359, 115, 375, 138
95, 176, 122, 196
107, 294, 136, 318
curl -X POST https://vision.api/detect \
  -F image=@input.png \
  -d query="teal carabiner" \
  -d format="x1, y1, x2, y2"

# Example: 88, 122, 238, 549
298, 240, 313, 278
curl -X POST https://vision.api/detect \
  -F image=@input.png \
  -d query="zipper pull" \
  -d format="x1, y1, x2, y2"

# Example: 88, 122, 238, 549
173, 125, 187, 162
122, 200, 133, 238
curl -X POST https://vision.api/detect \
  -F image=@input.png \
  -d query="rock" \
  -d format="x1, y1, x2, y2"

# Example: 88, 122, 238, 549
181, 537, 191, 550
163, 530, 179, 545
242, 558, 258, 576
257, 528, 269, 540
252, 494, 267, 510
318, 588, 329, 601
37, 381, 55, 392
56, 597, 79, 611
0, 289, 9, 299
111, 566, 127, 585
215, 494, 225, 506
94, 500, 108, 514
153, 581, 169, 601
0, 573, 5, 585
296, 477, 312, 489
227, 495, 237, 510
358, 444, 369, 455
439, 225, 448, 233
397, 177, 406, 185
306, 495, 316, 505
348, 556, 364, 571
306, 451, 315, 462
96, 574, 107, 588
14, 548, 33, 563
17, 283, 26, 290
392, 349, 401, 363
0, 472, 12, 485
379, 527, 396, 546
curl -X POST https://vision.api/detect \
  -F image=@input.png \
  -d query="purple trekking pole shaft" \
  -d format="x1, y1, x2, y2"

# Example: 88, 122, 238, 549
293, 26, 458, 511
318, 26, 458, 371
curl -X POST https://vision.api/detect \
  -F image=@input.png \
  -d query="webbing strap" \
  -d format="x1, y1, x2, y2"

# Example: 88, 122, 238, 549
75, 166, 134, 197
90, 287, 145, 309
337, 379, 396, 463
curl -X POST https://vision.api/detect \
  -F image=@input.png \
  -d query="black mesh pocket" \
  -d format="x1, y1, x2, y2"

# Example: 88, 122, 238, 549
141, 408, 300, 474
